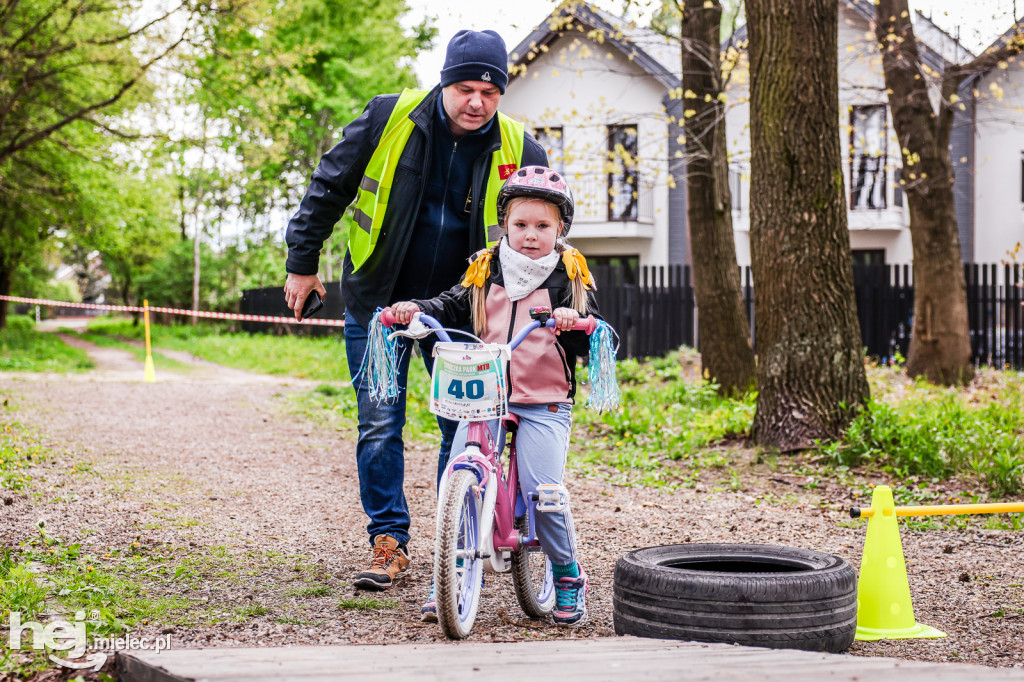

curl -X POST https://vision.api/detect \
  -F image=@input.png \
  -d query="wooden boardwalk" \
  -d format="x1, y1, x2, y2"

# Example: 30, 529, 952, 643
120, 636, 1024, 681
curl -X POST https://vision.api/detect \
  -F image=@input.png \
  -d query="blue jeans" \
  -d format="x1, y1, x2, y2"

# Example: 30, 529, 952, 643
344, 311, 459, 548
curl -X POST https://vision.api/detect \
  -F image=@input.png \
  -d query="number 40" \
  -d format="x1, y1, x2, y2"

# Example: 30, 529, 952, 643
448, 379, 485, 400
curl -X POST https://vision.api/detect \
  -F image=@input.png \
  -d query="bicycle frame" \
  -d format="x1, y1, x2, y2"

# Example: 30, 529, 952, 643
382, 308, 595, 573
437, 414, 540, 573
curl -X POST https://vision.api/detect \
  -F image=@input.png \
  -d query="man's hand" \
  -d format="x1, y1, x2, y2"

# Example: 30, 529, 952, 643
284, 274, 327, 321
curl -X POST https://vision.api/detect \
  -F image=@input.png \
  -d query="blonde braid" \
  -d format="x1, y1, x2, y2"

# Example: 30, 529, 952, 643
556, 240, 592, 315
468, 243, 501, 337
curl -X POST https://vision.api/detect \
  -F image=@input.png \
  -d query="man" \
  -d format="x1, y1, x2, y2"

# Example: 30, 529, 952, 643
284, 29, 547, 591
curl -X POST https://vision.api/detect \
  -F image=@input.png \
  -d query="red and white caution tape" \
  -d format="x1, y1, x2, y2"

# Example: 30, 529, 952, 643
0, 295, 346, 327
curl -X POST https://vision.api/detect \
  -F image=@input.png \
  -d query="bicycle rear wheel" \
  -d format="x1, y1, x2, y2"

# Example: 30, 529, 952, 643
511, 516, 555, 618
435, 469, 485, 639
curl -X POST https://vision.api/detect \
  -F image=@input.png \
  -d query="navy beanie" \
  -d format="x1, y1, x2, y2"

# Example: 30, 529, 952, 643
440, 30, 509, 94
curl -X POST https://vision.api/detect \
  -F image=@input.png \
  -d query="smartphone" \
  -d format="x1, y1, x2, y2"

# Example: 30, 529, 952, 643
300, 290, 324, 319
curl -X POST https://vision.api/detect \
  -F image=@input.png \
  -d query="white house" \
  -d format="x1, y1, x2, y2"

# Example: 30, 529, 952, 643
502, 4, 685, 278
969, 23, 1024, 264
503, 0, 1023, 269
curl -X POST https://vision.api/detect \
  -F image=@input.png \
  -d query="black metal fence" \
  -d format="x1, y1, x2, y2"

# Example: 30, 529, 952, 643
239, 282, 347, 336
240, 263, 1024, 368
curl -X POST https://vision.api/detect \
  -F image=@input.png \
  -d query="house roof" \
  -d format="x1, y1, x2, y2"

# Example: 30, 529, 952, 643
508, 0, 969, 94
840, 0, 963, 72
912, 10, 976, 63
507, 1, 681, 90
949, 17, 1024, 87
976, 18, 1024, 62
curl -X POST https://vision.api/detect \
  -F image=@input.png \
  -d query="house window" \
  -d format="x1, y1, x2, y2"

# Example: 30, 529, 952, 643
852, 249, 885, 267
729, 165, 743, 213
850, 105, 887, 210
894, 168, 903, 208
608, 124, 639, 221
1020, 153, 1024, 202
534, 126, 564, 174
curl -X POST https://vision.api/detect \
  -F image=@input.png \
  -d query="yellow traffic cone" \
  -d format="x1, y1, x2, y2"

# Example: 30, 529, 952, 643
143, 354, 156, 383
142, 299, 156, 383
855, 485, 945, 640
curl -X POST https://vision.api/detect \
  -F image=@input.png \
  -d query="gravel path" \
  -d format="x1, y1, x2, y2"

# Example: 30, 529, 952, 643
1, 338, 1021, 672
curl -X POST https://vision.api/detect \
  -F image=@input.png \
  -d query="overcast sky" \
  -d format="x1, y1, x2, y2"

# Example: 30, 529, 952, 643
402, 0, 1022, 88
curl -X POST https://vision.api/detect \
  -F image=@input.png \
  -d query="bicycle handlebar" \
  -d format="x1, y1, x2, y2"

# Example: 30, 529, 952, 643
380, 307, 597, 350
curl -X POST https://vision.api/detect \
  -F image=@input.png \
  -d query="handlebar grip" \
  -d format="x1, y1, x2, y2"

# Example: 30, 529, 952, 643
379, 307, 397, 327
544, 315, 598, 334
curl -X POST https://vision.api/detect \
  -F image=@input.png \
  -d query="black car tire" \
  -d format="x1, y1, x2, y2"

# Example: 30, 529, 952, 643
613, 543, 857, 653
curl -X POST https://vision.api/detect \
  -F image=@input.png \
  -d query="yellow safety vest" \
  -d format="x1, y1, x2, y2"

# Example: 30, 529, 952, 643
349, 89, 526, 271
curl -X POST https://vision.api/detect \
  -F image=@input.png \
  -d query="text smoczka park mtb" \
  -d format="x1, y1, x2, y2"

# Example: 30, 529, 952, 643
380, 306, 597, 639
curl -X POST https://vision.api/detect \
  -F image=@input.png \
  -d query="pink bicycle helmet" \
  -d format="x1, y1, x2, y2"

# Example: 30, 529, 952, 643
496, 165, 574, 235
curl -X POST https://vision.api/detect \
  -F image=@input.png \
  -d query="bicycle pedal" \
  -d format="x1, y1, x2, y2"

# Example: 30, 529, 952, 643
535, 483, 569, 512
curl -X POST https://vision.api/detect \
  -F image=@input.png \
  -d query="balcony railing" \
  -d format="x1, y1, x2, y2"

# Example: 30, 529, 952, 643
567, 173, 655, 223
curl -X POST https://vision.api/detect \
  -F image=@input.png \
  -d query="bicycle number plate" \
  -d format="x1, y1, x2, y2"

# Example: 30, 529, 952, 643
431, 342, 510, 420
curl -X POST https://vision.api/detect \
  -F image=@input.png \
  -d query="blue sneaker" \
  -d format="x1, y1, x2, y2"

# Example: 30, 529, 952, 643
420, 582, 437, 623
552, 571, 588, 627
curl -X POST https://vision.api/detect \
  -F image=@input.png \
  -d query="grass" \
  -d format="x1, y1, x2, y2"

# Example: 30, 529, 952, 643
85, 317, 351, 382
1, 422, 50, 491
571, 348, 756, 487
817, 367, 1024, 496
73, 331, 195, 372
286, 584, 333, 598
0, 316, 93, 372
337, 596, 398, 611
1, 523, 199, 676
72, 319, 1024, 500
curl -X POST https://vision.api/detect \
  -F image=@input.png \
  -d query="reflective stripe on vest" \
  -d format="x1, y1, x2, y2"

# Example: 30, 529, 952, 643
350, 89, 525, 271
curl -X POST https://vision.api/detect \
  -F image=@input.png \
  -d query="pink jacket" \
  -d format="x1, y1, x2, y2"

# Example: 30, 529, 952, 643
411, 253, 596, 404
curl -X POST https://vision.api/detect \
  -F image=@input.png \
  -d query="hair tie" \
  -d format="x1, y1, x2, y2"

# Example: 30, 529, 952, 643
562, 248, 595, 289
461, 251, 493, 288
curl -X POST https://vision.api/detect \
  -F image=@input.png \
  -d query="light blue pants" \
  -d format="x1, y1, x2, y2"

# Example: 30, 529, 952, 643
449, 402, 578, 566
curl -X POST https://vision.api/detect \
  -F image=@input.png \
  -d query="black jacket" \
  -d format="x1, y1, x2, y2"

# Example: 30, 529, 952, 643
285, 86, 547, 329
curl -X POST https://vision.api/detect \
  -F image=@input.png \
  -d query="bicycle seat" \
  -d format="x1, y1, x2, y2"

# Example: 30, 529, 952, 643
501, 413, 520, 433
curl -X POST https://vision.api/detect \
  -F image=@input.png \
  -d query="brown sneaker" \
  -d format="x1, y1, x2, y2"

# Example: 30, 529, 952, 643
353, 534, 410, 590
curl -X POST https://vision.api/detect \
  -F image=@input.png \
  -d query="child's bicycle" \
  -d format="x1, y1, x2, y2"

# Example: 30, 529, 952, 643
378, 306, 599, 639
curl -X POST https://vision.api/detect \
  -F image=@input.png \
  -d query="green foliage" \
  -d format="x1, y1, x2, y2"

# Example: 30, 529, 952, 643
187, 0, 434, 217
0, 0, 177, 324
819, 378, 1024, 496
0, 551, 49, 620
67, 169, 179, 306
0, 326, 94, 373
576, 349, 756, 460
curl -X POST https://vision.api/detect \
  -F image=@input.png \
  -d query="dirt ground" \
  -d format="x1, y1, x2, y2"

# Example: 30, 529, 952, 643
1, 335, 1022, 676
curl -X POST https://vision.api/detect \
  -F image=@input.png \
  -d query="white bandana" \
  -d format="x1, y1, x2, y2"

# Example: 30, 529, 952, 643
498, 237, 559, 302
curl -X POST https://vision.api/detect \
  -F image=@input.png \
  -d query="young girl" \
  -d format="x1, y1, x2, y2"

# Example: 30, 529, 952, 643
390, 166, 596, 627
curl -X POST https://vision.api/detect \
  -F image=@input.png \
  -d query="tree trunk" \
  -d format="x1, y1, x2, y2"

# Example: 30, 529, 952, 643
874, 0, 974, 384
747, 0, 869, 450
680, 0, 756, 395
0, 259, 11, 330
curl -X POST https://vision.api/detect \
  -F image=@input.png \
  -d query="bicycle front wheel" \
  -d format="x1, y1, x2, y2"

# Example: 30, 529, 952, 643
511, 515, 555, 618
435, 469, 485, 639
